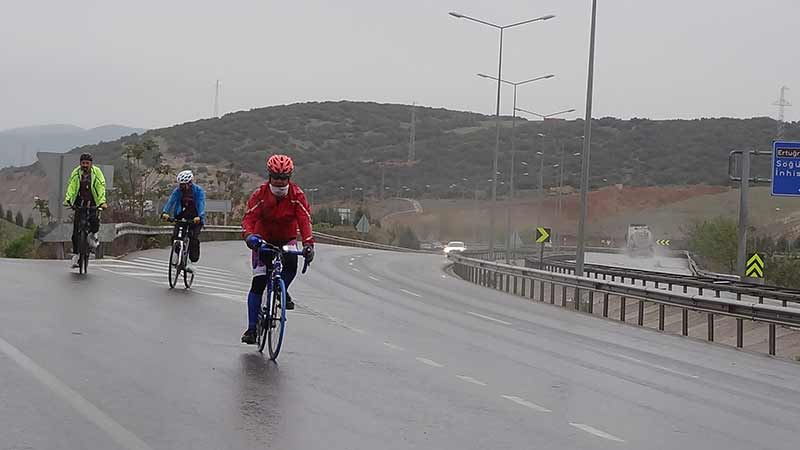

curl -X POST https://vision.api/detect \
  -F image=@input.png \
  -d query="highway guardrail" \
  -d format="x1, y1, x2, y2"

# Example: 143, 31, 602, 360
449, 252, 800, 358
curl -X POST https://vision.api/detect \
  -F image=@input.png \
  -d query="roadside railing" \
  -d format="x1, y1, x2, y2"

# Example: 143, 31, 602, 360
450, 252, 800, 358
113, 223, 427, 253
527, 255, 800, 308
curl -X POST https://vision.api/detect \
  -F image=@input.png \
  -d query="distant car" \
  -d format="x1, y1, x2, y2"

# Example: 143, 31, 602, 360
420, 242, 434, 250
432, 240, 445, 250
443, 241, 466, 254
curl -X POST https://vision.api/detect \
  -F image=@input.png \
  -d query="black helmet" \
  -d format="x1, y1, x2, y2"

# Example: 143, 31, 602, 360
79, 153, 93, 162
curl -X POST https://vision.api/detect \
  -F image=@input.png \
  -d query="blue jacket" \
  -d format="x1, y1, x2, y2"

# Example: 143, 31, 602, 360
162, 184, 206, 222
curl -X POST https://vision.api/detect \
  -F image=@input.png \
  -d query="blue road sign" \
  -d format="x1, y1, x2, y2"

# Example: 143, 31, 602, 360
771, 141, 800, 196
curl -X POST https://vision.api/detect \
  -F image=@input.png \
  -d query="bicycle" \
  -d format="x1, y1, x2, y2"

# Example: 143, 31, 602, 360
167, 218, 195, 289
254, 239, 310, 360
70, 203, 100, 275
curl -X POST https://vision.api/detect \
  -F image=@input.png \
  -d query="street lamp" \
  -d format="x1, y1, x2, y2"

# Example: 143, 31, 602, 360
307, 187, 319, 205
477, 73, 554, 199
450, 10, 555, 260
515, 107, 576, 120
575, 0, 599, 277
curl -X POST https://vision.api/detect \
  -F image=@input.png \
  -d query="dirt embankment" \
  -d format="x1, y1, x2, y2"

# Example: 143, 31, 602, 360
381, 184, 730, 243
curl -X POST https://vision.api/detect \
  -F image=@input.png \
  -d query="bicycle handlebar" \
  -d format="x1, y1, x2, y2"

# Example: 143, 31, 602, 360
257, 239, 312, 274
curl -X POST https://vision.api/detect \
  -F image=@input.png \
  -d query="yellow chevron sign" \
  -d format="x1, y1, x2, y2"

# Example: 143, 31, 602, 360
745, 253, 764, 278
656, 239, 671, 246
536, 227, 551, 244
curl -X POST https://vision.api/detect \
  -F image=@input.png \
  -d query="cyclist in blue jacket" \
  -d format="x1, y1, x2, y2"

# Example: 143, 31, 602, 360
161, 170, 206, 273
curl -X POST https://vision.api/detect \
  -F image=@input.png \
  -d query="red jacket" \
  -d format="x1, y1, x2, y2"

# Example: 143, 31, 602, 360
242, 181, 314, 245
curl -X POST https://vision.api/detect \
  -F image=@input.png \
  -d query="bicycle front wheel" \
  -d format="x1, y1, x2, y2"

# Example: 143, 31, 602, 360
168, 241, 182, 289
267, 279, 287, 360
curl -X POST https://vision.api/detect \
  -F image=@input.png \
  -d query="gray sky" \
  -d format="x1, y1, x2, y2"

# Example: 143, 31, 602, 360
1, 0, 797, 130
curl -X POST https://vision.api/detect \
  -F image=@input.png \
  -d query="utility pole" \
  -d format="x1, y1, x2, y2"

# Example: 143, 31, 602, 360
409, 102, 416, 162
736, 150, 750, 277
380, 165, 386, 201
773, 86, 791, 139
214, 80, 221, 118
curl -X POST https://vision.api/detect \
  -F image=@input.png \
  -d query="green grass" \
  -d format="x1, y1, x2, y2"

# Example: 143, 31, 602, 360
0, 218, 27, 255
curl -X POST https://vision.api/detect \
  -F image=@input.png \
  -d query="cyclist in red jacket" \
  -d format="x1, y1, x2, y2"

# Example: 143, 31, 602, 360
241, 154, 315, 345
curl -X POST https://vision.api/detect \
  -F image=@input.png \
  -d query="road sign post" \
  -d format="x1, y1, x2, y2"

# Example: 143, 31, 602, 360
728, 149, 770, 277
771, 140, 800, 196
536, 227, 551, 267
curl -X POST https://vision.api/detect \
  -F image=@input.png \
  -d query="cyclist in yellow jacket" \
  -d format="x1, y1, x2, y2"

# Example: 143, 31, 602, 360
63, 153, 107, 267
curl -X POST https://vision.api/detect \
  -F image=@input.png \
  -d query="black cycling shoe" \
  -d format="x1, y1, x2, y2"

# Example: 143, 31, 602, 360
241, 329, 257, 345
284, 292, 295, 310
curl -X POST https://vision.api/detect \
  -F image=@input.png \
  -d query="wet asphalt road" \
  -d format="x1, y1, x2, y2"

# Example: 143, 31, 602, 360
1, 241, 799, 450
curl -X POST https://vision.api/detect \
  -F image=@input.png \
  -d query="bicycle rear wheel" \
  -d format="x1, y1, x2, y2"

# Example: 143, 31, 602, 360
79, 229, 89, 275
183, 267, 194, 288
257, 307, 268, 353
267, 279, 287, 360
168, 241, 182, 289
182, 240, 194, 288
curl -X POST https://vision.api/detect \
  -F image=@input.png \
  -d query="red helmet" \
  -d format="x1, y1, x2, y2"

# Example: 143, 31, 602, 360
267, 154, 294, 176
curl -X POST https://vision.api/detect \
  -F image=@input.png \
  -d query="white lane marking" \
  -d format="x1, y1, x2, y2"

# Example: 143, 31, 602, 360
501, 395, 551, 413
416, 357, 444, 368
97, 260, 236, 283
348, 262, 354, 266
400, 289, 422, 298
98, 269, 250, 292
457, 375, 487, 386
191, 283, 247, 295
441, 275, 447, 279
367, 253, 373, 256
368, 275, 381, 281
611, 353, 700, 379
350, 258, 355, 261
569, 423, 626, 442
98, 269, 163, 277
350, 327, 367, 334
182, 278, 251, 291
383, 342, 404, 351
352, 268, 360, 272
193, 290, 243, 303
466, 311, 511, 325
133, 257, 236, 275
107, 258, 236, 278
0, 337, 153, 450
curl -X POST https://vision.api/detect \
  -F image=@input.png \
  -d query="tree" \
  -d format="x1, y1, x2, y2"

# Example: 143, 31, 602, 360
685, 217, 738, 272
117, 139, 172, 217
0, 202, 4, 217
33, 196, 51, 224
24, 216, 35, 229
5, 210, 12, 223
14, 211, 23, 227
389, 224, 420, 250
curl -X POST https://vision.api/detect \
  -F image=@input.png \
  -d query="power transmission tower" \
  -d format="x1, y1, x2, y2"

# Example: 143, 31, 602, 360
214, 80, 221, 118
408, 102, 416, 162
773, 86, 791, 139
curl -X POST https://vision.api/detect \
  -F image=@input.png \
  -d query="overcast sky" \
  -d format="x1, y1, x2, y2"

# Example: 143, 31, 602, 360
1, 0, 797, 130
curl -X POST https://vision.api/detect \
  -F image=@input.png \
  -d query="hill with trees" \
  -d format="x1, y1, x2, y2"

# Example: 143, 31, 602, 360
3, 101, 794, 208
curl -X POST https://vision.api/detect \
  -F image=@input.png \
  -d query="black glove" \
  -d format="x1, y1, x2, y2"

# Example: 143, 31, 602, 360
303, 245, 315, 263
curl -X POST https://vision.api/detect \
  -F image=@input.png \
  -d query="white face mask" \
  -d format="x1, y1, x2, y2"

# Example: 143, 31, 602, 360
270, 184, 289, 197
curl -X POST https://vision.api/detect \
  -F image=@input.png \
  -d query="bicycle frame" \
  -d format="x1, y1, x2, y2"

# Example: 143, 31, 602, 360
256, 240, 309, 359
